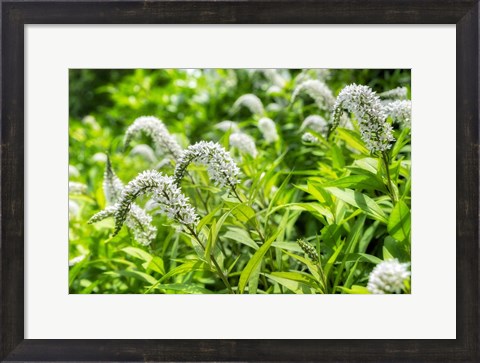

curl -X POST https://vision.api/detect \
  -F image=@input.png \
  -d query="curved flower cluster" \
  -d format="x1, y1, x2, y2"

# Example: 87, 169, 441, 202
294, 69, 331, 85
174, 141, 240, 189
110, 170, 199, 236
229, 132, 258, 157
297, 239, 319, 263
126, 204, 158, 246
384, 100, 412, 128
232, 94, 264, 116
367, 259, 410, 294
130, 144, 157, 163
69, 181, 87, 195
301, 115, 328, 137
124, 116, 182, 160
379, 86, 408, 100
215, 120, 240, 132
69, 165, 80, 178
103, 157, 124, 204
301, 132, 319, 144
262, 69, 287, 88
292, 80, 335, 111
69, 254, 86, 267
258, 117, 279, 143
331, 84, 395, 153
69, 200, 80, 220
90, 159, 158, 246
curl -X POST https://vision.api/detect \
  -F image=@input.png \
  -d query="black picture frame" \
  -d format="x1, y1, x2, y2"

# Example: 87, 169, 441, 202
1, 0, 478, 361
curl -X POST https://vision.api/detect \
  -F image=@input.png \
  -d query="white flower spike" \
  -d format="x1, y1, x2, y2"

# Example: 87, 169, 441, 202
229, 132, 258, 157
124, 116, 182, 160
174, 141, 240, 189
379, 87, 408, 100
89, 158, 158, 246
301, 132, 319, 144
367, 259, 410, 294
108, 170, 199, 236
292, 79, 335, 111
301, 115, 329, 137
258, 117, 279, 143
331, 84, 395, 153
232, 94, 264, 116
215, 120, 240, 132
384, 100, 412, 128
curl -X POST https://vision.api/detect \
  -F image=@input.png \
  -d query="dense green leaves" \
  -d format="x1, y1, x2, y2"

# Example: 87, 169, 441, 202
69, 69, 411, 294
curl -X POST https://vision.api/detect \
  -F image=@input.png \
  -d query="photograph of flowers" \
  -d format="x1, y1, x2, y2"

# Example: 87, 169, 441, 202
68, 69, 411, 294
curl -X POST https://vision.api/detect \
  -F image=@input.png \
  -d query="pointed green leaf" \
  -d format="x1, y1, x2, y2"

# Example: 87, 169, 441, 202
324, 187, 388, 224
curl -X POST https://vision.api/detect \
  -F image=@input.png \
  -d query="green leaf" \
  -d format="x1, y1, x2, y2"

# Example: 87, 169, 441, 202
324, 187, 388, 224
229, 203, 256, 224
330, 144, 345, 169
106, 269, 158, 285
159, 260, 211, 283
337, 285, 371, 294
154, 283, 213, 294
224, 227, 259, 250
248, 263, 262, 294
281, 249, 321, 283
355, 253, 383, 265
324, 240, 345, 282
197, 205, 222, 231
322, 175, 387, 193
264, 272, 318, 294
238, 221, 283, 294
272, 241, 303, 253
142, 256, 165, 275
336, 127, 369, 155
383, 246, 394, 260
388, 200, 411, 241
121, 246, 152, 262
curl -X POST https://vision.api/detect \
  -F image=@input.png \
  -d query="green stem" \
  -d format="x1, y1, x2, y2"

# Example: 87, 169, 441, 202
381, 152, 397, 203
187, 227, 234, 294
186, 172, 210, 213
231, 185, 244, 203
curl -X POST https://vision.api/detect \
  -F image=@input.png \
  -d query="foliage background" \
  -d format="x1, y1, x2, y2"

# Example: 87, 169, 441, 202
69, 69, 411, 294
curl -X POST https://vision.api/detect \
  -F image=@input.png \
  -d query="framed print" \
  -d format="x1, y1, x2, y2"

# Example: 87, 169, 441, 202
1, 1, 478, 361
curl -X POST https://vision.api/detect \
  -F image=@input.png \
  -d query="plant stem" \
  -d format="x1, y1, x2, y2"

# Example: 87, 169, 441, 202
231, 185, 244, 203
381, 152, 397, 203
187, 227, 234, 294
186, 172, 210, 213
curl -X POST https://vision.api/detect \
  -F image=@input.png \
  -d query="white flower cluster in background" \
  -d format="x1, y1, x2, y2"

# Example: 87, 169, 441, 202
301, 132, 320, 144
69, 200, 80, 220
124, 116, 182, 160
129, 144, 157, 163
301, 115, 329, 137
291, 79, 336, 111
69, 165, 80, 178
294, 69, 331, 85
229, 132, 258, 158
384, 100, 412, 128
69, 181, 87, 195
215, 120, 240, 132
68, 254, 86, 267
232, 94, 265, 116
174, 141, 240, 189
367, 259, 410, 294
261, 69, 288, 88
331, 84, 395, 153
258, 117, 279, 143
379, 86, 408, 100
